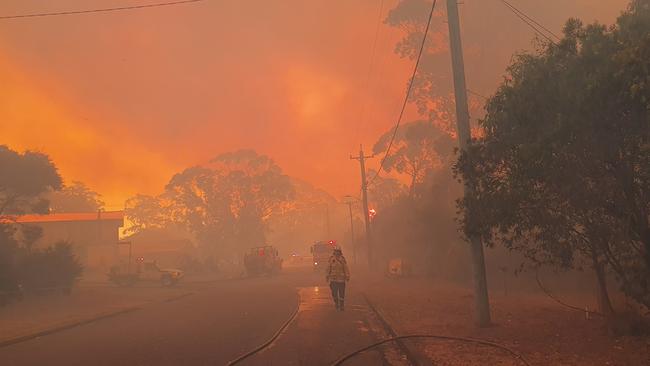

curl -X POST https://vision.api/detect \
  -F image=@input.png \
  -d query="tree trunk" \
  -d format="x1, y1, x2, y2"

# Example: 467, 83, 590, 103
643, 226, 650, 271
408, 172, 417, 198
591, 245, 615, 316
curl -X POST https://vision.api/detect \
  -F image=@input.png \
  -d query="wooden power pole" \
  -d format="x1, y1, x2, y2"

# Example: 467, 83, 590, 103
325, 204, 331, 239
350, 145, 374, 268
446, 0, 491, 327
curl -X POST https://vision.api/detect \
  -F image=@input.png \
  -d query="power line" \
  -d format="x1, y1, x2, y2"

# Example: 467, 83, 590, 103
502, 3, 554, 43
501, 0, 560, 40
500, 0, 558, 43
0, 0, 205, 20
355, 0, 386, 142
368, 0, 438, 185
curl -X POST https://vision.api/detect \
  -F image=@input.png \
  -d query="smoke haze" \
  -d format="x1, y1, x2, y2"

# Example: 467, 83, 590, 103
0, 0, 628, 206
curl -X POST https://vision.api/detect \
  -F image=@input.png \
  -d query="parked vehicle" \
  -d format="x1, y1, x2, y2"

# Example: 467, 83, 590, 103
310, 240, 336, 271
243, 246, 282, 277
108, 257, 184, 287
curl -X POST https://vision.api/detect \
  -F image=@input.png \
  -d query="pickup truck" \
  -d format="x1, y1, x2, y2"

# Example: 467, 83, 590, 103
108, 258, 184, 287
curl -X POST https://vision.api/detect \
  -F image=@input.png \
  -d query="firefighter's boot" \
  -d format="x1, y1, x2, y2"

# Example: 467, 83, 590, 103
339, 298, 345, 311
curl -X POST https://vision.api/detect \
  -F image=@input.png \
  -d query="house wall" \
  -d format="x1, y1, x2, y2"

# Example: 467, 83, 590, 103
27, 220, 123, 270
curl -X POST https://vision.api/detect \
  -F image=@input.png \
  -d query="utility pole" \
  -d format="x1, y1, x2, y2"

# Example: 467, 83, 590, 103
447, 0, 491, 327
325, 204, 331, 239
350, 145, 374, 268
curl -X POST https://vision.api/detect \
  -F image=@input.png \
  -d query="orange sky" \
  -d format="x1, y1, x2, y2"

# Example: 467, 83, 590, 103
0, 0, 629, 208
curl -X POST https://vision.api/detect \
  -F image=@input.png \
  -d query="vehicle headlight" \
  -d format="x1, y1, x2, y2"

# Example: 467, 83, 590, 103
314, 262, 318, 265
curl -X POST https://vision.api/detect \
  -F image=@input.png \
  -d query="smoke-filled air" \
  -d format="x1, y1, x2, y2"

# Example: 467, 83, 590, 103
0, 1, 648, 365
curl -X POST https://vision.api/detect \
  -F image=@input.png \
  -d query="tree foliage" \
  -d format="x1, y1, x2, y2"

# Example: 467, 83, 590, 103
368, 0, 470, 271
20, 225, 43, 253
372, 161, 463, 274
456, 1, 650, 308
367, 170, 406, 211
124, 194, 169, 234
47, 181, 104, 213
0, 146, 62, 294
0, 145, 61, 216
266, 178, 338, 252
373, 120, 454, 195
126, 150, 294, 257
384, 0, 483, 135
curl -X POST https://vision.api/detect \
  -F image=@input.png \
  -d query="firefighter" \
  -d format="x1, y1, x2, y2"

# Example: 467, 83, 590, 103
326, 247, 350, 311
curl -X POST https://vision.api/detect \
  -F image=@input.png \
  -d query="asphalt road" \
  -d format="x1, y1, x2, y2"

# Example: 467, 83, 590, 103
0, 266, 395, 366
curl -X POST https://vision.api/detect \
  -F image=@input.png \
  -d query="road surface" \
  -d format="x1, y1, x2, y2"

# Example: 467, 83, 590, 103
0, 266, 400, 366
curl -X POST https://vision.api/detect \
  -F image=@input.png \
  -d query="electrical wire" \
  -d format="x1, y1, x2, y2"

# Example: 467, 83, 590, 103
0, 0, 205, 20
367, 0, 438, 186
355, 0, 386, 143
501, 0, 560, 40
503, 6, 554, 44
500, 0, 558, 44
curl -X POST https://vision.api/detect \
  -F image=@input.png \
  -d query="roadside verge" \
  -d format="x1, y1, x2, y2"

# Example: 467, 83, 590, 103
0, 286, 193, 348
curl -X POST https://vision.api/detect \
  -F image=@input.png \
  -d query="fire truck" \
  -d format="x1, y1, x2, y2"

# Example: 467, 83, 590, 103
310, 240, 336, 271
243, 246, 282, 277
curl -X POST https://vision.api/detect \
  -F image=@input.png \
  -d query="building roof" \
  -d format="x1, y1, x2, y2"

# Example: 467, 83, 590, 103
13, 211, 124, 224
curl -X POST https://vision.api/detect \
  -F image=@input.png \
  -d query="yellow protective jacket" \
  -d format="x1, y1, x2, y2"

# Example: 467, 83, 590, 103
326, 255, 350, 282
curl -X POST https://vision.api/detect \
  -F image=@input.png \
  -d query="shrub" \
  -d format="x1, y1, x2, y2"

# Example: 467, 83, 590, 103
19, 241, 83, 290
0, 225, 20, 305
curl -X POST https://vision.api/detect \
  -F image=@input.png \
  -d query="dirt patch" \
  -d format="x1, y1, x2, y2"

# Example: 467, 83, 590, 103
362, 276, 650, 365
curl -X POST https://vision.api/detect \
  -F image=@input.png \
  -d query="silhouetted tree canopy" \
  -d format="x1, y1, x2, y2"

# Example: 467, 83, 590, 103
126, 150, 294, 257
266, 178, 339, 253
373, 120, 454, 196
385, 0, 483, 134
20, 225, 43, 253
0, 146, 70, 293
0, 145, 61, 216
456, 1, 650, 309
367, 170, 406, 211
125, 194, 169, 234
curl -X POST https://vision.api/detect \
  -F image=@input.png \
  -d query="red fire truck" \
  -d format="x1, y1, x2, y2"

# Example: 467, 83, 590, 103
310, 240, 336, 271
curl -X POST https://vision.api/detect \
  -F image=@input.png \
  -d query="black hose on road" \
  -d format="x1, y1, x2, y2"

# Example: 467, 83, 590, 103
330, 334, 532, 366
361, 292, 422, 366
225, 293, 300, 365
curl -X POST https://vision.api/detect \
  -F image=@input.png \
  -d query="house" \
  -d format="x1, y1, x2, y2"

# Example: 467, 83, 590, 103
14, 211, 124, 269
121, 226, 195, 268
